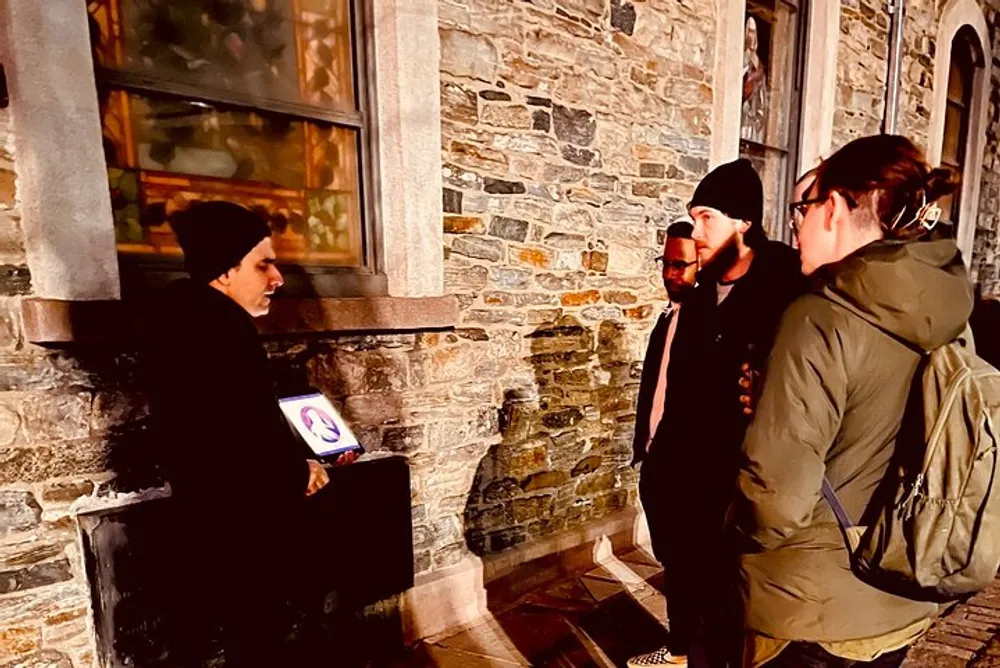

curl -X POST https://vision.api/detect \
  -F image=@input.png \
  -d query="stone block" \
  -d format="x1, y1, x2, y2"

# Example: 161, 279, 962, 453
640, 163, 666, 179
0, 265, 30, 296
489, 267, 534, 290
432, 543, 466, 570
40, 480, 94, 505
552, 105, 596, 146
512, 246, 556, 270
0, 626, 42, 663
560, 291, 600, 307
440, 29, 499, 82
571, 455, 602, 477
542, 408, 584, 430
0, 559, 72, 595
442, 189, 463, 214
489, 216, 530, 243
444, 216, 485, 235
479, 90, 511, 102
449, 142, 508, 171
312, 350, 410, 396
544, 233, 587, 250
451, 236, 505, 263
483, 292, 558, 308
532, 110, 552, 132
0, 491, 41, 535
0, 442, 108, 485
484, 178, 527, 195
464, 309, 527, 326
444, 262, 489, 292
382, 425, 426, 454
443, 163, 484, 191
441, 82, 479, 125
581, 306, 623, 321
543, 163, 588, 184
603, 290, 638, 305
611, 0, 636, 35
482, 105, 533, 129
582, 251, 609, 273
21, 393, 90, 443
562, 145, 598, 167
521, 471, 569, 492
632, 181, 662, 199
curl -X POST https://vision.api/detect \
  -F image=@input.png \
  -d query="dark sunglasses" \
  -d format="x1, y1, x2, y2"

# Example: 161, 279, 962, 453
655, 257, 697, 272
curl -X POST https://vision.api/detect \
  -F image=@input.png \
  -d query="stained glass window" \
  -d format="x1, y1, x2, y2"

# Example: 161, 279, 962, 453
88, 0, 369, 274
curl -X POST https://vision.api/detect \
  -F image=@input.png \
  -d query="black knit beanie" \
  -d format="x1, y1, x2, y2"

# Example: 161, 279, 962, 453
689, 158, 764, 235
169, 201, 272, 283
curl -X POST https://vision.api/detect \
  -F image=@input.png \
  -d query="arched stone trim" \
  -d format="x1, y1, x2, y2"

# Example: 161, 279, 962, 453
927, 0, 992, 264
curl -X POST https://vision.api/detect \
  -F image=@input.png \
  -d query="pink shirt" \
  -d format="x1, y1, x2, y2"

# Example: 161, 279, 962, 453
647, 304, 681, 453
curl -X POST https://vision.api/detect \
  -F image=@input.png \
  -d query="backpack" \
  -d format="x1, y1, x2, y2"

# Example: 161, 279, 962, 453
823, 328, 1000, 602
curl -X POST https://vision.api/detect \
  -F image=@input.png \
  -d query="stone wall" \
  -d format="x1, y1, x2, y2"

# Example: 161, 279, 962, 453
973, 2, 1000, 293
3, 1, 1000, 666
435, 0, 716, 556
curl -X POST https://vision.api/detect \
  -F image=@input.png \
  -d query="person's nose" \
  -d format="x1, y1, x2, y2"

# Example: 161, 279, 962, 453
691, 219, 705, 240
270, 265, 284, 289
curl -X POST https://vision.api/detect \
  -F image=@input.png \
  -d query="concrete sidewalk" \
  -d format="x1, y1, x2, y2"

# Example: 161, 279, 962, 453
394, 545, 1000, 667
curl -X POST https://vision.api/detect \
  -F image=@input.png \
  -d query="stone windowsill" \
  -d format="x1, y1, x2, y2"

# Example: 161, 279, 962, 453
21, 295, 459, 344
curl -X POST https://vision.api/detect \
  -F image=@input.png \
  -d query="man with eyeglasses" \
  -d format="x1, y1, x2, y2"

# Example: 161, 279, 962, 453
629, 159, 805, 668
628, 219, 698, 668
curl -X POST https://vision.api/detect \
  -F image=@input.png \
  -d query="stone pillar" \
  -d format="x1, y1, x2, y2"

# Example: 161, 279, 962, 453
372, 0, 445, 298
710, 0, 746, 168
0, 0, 120, 300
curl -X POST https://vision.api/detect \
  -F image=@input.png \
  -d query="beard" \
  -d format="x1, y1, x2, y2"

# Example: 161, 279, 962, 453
697, 234, 741, 284
667, 284, 695, 304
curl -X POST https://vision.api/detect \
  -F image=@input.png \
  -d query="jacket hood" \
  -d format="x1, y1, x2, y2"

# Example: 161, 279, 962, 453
817, 239, 973, 351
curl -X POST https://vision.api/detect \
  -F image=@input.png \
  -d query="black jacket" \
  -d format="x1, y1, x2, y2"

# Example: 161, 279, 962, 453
144, 280, 310, 527
646, 241, 805, 528
631, 307, 676, 466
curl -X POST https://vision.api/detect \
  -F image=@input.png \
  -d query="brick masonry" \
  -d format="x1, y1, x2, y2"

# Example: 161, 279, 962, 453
0, 1, 999, 666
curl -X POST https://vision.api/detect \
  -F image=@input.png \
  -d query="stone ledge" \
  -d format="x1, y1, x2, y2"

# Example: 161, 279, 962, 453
21, 295, 459, 344
256, 295, 459, 335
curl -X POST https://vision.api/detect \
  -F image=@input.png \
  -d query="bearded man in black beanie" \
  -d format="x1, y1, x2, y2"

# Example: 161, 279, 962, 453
144, 201, 344, 666
628, 160, 804, 668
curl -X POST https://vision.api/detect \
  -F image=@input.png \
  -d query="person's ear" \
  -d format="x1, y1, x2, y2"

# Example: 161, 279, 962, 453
213, 270, 234, 288
825, 192, 848, 233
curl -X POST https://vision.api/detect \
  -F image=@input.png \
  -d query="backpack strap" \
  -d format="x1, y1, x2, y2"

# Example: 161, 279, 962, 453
822, 477, 855, 530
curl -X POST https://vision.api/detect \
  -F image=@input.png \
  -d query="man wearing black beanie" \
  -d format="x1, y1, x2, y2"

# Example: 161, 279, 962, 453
144, 201, 343, 666
629, 160, 805, 668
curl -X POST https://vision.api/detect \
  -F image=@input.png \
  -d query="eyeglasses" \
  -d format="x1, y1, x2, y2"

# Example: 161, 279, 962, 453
655, 257, 697, 272
786, 196, 825, 236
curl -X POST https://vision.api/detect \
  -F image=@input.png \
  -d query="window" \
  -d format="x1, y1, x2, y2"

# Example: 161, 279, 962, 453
940, 26, 982, 229
86, 0, 382, 296
738, 0, 807, 243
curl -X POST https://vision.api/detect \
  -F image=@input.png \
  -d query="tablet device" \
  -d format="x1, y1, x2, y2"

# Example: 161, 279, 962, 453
279, 393, 364, 459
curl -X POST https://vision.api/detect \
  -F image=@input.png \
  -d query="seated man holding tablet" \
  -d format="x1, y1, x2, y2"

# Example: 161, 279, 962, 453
145, 202, 356, 666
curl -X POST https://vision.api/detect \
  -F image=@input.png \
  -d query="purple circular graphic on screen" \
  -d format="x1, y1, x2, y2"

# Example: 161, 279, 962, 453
300, 405, 342, 444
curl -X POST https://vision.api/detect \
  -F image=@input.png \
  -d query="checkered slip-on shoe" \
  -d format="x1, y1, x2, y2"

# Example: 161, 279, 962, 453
626, 646, 688, 667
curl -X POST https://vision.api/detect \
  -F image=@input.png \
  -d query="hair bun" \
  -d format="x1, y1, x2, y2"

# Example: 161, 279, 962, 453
923, 166, 960, 203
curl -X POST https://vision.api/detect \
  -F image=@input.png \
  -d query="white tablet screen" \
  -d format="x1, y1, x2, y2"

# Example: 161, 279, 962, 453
278, 393, 362, 457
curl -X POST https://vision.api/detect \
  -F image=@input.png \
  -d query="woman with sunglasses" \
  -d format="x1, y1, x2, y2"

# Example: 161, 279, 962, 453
731, 134, 971, 667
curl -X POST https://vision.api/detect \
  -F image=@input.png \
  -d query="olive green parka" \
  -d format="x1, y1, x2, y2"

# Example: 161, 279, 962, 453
733, 238, 974, 642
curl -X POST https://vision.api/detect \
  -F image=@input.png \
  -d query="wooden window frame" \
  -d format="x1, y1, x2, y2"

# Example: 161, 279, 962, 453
941, 28, 979, 228
93, 0, 387, 300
